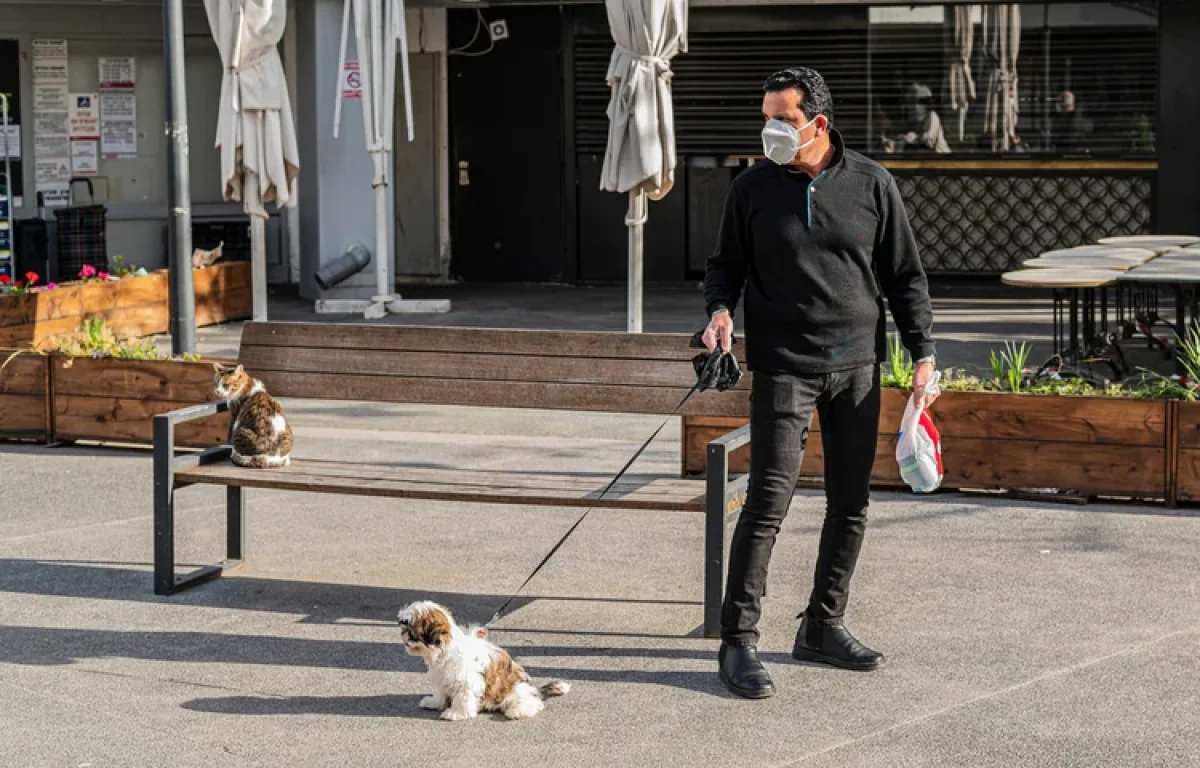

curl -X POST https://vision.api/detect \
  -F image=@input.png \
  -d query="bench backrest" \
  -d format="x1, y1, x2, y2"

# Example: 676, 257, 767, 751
237, 322, 750, 418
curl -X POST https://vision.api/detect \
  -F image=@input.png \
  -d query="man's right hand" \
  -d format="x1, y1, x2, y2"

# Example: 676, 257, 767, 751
703, 310, 734, 354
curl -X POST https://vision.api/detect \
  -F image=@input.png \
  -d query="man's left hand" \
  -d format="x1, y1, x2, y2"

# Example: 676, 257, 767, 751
912, 360, 939, 410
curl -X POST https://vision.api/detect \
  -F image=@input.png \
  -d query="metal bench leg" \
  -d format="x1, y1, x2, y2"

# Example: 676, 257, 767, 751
704, 443, 729, 639
227, 486, 246, 563
153, 412, 230, 596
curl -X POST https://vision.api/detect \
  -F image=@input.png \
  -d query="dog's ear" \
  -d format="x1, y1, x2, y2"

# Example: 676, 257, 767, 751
410, 605, 452, 648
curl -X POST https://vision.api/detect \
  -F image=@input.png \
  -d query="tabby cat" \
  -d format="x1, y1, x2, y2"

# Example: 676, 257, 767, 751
212, 363, 294, 469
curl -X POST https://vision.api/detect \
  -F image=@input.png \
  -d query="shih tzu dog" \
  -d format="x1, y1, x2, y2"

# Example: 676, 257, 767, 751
397, 601, 570, 721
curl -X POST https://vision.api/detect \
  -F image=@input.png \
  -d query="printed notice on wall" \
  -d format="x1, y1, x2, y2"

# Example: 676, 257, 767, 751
101, 121, 137, 157
69, 94, 100, 139
33, 111, 68, 137
0, 126, 20, 160
41, 185, 70, 208
33, 82, 68, 112
100, 93, 135, 123
71, 140, 99, 176
99, 57, 136, 91
31, 39, 68, 84
100, 91, 137, 157
32, 39, 67, 61
35, 157, 70, 186
35, 134, 69, 160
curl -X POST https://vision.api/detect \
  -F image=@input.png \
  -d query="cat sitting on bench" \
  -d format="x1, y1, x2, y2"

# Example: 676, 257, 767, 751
212, 363, 294, 469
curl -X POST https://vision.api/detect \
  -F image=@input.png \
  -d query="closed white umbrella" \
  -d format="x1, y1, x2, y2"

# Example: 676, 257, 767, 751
945, 5, 975, 144
206, 0, 300, 322
982, 3, 1021, 152
334, 0, 416, 320
599, 0, 687, 333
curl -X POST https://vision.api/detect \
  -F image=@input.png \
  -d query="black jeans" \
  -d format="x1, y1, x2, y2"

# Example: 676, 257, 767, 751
721, 363, 881, 646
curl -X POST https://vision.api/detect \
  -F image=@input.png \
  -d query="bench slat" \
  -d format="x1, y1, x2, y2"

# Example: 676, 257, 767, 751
239, 345, 749, 390
252, 371, 751, 417
175, 461, 707, 511
240, 322, 702, 361
221, 459, 707, 493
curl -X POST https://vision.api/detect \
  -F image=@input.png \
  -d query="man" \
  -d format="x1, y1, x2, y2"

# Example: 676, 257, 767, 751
702, 67, 936, 699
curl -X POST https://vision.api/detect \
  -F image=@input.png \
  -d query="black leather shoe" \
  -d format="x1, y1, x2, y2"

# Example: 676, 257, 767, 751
791, 616, 884, 671
718, 643, 776, 699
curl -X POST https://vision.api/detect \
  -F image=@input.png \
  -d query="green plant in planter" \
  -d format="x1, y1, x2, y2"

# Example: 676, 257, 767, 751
42, 316, 201, 363
882, 333, 915, 389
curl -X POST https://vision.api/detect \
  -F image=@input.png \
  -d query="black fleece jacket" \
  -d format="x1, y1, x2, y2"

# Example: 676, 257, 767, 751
703, 130, 936, 375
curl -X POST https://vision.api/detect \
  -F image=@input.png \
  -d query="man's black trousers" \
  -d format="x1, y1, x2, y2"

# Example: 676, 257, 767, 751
721, 363, 881, 646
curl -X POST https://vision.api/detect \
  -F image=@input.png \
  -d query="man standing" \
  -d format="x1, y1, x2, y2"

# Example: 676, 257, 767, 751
703, 67, 936, 699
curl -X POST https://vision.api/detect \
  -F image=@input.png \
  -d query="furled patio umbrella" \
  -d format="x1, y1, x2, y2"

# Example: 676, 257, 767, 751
599, 0, 687, 333
334, 0, 416, 319
206, 0, 300, 322
982, 3, 1021, 152
946, 4, 976, 144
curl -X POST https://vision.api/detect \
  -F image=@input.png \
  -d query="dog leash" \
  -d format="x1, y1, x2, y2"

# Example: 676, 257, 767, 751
485, 346, 738, 629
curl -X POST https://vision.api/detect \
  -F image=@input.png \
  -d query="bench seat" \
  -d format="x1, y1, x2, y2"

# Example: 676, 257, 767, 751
177, 459, 713, 512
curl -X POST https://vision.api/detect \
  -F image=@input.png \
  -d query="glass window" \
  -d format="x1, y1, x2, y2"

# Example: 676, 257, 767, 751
866, 2, 1158, 157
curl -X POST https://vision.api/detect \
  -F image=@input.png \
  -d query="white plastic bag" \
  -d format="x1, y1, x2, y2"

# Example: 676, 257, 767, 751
896, 371, 943, 494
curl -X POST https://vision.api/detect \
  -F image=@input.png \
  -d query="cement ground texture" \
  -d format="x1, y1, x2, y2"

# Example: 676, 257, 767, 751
3, 283, 1197, 767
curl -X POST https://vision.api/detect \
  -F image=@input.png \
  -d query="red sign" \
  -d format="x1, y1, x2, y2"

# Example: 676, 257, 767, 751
343, 62, 361, 100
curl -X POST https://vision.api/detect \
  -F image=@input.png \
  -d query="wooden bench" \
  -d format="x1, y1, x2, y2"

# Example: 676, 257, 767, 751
153, 322, 752, 637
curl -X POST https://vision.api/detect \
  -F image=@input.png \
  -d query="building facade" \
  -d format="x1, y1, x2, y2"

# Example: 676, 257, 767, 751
448, 0, 1194, 283
1, 0, 1196, 296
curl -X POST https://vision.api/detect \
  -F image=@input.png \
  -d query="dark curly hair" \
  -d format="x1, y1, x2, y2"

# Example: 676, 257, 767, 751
763, 67, 834, 126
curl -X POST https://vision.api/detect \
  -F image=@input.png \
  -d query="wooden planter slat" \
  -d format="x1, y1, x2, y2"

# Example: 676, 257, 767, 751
54, 394, 228, 447
0, 350, 50, 441
52, 356, 220, 402
682, 388, 1169, 501
1169, 402, 1200, 502
0, 262, 250, 347
43, 354, 230, 448
929, 391, 1166, 445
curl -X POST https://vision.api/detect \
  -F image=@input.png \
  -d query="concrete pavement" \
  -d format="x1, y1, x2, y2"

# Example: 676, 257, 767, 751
2, 394, 1198, 767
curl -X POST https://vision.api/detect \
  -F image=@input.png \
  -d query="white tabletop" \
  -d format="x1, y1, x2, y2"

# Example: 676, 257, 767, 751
1022, 256, 1138, 271
1097, 235, 1200, 252
1002, 268, 1120, 288
1038, 246, 1158, 261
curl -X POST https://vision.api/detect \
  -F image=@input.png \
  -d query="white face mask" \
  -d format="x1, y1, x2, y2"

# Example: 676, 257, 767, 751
761, 116, 819, 165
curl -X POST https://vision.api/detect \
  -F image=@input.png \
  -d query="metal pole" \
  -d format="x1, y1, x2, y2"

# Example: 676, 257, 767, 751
164, 0, 195, 354
1, 95, 13, 280
627, 188, 644, 333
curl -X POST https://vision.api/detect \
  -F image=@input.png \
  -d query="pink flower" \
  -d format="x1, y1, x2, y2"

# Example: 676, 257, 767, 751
46, 282, 57, 290
79, 265, 97, 279
98, 271, 110, 281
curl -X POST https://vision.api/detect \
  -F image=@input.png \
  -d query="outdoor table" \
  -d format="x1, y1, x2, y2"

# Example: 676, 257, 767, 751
1097, 235, 1200, 253
1002, 268, 1119, 368
1038, 246, 1158, 261
1022, 255, 1141, 271
1118, 261, 1200, 372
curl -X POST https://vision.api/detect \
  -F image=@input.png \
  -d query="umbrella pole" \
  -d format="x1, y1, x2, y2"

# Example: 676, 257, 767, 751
164, 0, 195, 354
251, 217, 268, 321
627, 189, 645, 333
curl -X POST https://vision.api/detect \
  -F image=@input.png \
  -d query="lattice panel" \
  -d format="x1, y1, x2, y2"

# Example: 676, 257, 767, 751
893, 173, 1154, 274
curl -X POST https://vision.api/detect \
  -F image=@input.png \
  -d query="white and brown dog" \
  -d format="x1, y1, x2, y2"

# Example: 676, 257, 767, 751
397, 601, 570, 721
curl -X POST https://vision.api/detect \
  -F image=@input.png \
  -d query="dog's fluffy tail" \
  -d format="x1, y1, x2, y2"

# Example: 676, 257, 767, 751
231, 451, 290, 469
538, 681, 570, 699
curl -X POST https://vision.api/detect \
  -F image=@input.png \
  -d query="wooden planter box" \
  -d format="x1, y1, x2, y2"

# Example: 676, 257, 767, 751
1170, 402, 1200, 503
49, 355, 231, 448
0, 262, 251, 348
683, 387, 1170, 501
0, 350, 50, 441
